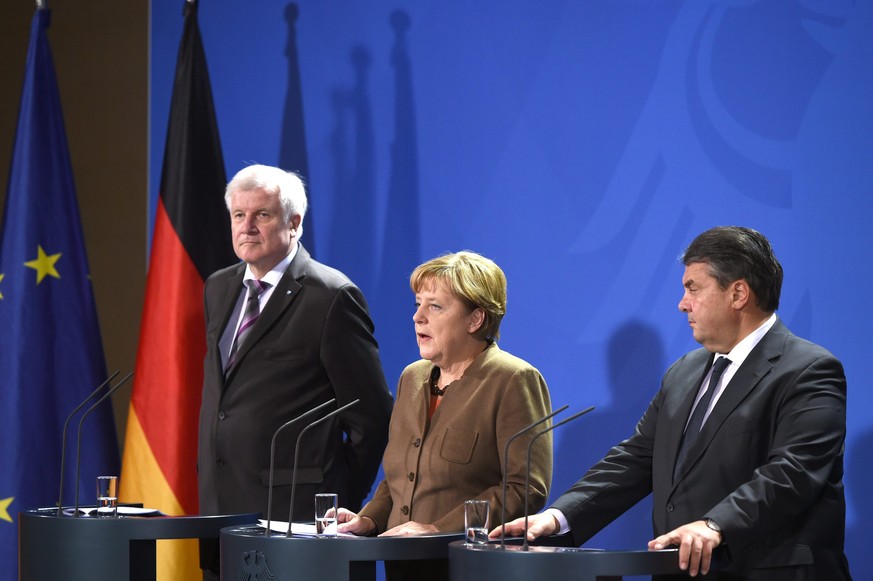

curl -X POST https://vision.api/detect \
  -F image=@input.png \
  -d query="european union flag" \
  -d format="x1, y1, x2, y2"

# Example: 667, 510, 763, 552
0, 8, 119, 579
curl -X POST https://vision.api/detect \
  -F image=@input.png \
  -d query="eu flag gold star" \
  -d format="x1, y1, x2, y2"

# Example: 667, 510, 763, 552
0, 497, 12, 523
24, 245, 62, 284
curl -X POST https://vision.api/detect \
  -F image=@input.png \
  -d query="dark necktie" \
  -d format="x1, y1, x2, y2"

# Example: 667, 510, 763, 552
674, 356, 731, 480
226, 279, 270, 371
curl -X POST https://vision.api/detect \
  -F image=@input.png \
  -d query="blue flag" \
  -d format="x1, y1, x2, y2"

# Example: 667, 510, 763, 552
0, 8, 119, 578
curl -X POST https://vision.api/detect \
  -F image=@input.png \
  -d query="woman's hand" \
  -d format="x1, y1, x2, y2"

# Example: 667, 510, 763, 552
335, 507, 377, 536
379, 521, 439, 537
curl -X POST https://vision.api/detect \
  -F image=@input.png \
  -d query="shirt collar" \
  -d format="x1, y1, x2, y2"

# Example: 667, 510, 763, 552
242, 243, 298, 287
720, 312, 778, 367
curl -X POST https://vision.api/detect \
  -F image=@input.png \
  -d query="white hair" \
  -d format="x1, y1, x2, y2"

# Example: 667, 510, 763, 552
225, 164, 308, 234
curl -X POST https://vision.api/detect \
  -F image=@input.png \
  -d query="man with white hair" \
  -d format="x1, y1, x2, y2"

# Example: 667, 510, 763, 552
197, 164, 393, 579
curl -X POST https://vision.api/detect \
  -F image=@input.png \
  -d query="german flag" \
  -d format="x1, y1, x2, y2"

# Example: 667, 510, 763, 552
120, 1, 236, 577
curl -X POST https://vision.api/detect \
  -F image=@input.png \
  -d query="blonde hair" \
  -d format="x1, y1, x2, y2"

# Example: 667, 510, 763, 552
410, 251, 507, 342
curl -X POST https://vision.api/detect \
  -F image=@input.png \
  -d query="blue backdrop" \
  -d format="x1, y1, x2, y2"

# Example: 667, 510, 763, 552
150, 0, 872, 574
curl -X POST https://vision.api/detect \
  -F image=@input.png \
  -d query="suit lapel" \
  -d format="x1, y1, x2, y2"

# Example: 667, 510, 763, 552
667, 354, 712, 480
215, 265, 246, 332
211, 264, 246, 380
675, 321, 787, 481
224, 246, 309, 379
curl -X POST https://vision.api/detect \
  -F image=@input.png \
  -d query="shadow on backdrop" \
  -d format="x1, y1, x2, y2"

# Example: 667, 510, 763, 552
371, 9, 422, 389
279, 2, 315, 253
370, 14, 423, 580
327, 45, 378, 292
844, 426, 871, 575
553, 321, 664, 556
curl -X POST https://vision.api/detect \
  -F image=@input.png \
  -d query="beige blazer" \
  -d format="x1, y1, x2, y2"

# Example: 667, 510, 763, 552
359, 343, 553, 532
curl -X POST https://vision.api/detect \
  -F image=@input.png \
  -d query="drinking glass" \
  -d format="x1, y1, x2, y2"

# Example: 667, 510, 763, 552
314, 493, 338, 536
95, 475, 118, 518
464, 499, 489, 545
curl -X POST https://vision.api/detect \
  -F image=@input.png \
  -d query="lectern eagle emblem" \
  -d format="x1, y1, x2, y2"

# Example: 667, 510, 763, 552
237, 550, 275, 581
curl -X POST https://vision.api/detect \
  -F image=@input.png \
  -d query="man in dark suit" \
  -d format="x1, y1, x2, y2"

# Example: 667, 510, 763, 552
198, 164, 393, 578
496, 226, 851, 580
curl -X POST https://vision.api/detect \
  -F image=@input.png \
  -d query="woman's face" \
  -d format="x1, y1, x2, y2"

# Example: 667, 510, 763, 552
413, 279, 483, 367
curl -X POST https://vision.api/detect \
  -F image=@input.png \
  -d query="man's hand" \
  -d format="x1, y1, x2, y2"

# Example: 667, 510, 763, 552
648, 520, 722, 577
487, 512, 559, 542
379, 521, 439, 536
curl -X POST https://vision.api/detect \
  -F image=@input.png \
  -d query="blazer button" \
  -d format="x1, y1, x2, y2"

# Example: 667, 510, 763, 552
666, 503, 674, 512
413, 438, 421, 447
218, 411, 226, 420
407, 472, 415, 482
401, 505, 409, 515
216, 457, 225, 466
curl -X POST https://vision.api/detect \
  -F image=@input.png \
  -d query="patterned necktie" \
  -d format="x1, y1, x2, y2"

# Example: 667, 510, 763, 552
226, 279, 270, 371
673, 356, 731, 480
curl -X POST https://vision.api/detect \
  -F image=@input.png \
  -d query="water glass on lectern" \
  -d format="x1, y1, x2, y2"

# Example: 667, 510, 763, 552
315, 493, 338, 536
464, 499, 489, 545
95, 475, 118, 518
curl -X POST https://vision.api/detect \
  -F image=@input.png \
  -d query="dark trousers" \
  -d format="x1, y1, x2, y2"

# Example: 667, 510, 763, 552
385, 558, 448, 581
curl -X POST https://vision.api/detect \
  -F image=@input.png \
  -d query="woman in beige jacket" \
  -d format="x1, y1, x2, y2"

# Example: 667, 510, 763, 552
337, 250, 553, 580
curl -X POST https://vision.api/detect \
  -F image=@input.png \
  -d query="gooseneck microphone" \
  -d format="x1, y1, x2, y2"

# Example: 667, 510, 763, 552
286, 399, 360, 537
499, 405, 569, 548
56, 370, 121, 516
265, 398, 337, 535
522, 405, 595, 550
72, 372, 134, 517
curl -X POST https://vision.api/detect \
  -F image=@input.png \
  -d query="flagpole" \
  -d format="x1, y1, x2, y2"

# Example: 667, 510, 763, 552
120, 0, 235, 575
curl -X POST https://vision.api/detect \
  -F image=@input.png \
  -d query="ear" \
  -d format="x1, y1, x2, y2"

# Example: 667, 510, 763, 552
289, 215, 302, 234
468, 308, 486, 334
731, 280, 751, 310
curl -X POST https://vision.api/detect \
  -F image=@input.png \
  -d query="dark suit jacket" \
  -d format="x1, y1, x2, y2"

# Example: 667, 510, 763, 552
197, 244, 393, 524
552, 319, 851, 580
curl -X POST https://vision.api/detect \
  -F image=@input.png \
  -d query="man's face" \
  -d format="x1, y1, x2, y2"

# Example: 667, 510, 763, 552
678, 262, 740, 353
229, 188, 296, 277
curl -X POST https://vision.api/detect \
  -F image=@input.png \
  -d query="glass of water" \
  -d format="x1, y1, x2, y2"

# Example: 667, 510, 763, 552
314, 493, 338, 536
96, 475, 118, 518
464, 499, 489, 545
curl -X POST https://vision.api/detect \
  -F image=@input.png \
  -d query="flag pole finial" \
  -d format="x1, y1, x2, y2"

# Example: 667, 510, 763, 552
36, 0, 48, 10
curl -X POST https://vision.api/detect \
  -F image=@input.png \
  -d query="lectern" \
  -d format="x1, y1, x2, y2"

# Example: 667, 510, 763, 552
221, 524, 463, 580
449, 540, 685, 580
19, 509, 258, 581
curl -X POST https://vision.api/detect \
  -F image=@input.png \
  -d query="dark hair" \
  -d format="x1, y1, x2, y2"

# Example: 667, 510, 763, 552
682, 226, 783, 312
